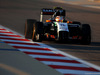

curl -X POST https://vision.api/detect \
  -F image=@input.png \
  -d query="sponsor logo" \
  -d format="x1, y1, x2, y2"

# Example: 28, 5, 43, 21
42, 9, 55, 12
60, 24, 66, 26
42, 9, 64, 13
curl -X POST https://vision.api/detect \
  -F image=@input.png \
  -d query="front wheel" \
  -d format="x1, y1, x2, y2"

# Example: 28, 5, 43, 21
25, 19, 36, 39
32, 22, 44, 42
80, 24, 91, 45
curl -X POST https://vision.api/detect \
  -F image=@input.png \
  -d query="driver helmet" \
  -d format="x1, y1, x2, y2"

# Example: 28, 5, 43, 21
55, 16, 64, 22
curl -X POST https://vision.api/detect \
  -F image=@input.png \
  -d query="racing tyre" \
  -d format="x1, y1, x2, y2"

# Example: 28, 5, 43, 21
80, 24, 91, 45
25, 19, 36, 39
32, 22, 44, 42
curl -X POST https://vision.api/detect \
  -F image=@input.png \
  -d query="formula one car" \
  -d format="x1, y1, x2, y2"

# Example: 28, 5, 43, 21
25, 7, 91, 44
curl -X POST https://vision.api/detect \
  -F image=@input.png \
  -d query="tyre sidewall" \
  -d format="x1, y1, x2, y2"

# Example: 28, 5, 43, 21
81, 24, 91, 45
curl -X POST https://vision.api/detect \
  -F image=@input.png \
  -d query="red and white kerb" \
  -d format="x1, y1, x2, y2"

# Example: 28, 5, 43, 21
0, 26, 100, 75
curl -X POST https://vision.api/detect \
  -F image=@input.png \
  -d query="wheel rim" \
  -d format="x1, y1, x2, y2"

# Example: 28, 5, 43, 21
36, 34, 40, 40
32, 26, 36, 40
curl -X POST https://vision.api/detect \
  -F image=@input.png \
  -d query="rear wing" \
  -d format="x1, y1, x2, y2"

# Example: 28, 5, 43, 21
41, 9, 55, 15
40, 8, 66, 22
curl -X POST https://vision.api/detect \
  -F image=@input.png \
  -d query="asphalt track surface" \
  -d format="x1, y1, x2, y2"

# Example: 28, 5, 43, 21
0, 0, 100, 70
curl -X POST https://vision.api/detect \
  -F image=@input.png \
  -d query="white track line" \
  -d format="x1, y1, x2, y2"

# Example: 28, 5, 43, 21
9, 44, 45, 48
41, 61, 89, 68
19, 49, 54, 53
29, 55, 72, 60
56, 69, 100, 75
